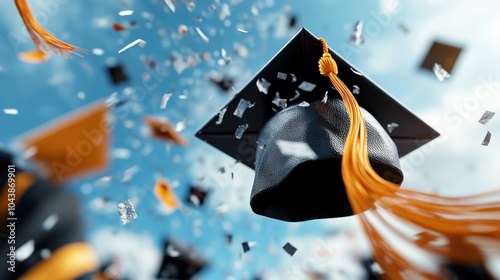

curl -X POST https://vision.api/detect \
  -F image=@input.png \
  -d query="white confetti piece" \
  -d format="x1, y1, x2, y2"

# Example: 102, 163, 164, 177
117, 199, 138, 225
387, 122, 399, 133
350, 67, 363, 76
16, 240, 35, 262
352, 85, 360, 94
164, 0, 175, 12
235, 123, 249, 139
349, 20, 364, 46
91, 48, 104, 55
322, 91, 328, 103
95, 176, 113, 186
196, 27, 209, 43
118, 39, 147, 53
175, 118, 187, 132
256, 78, 271, 94
272, 93, 287, 109
276, 140, 318, 160
298, 81, 316, 92
478, 110, 495, 125
166, 244, 180, 257
122, 165, 140, 183
160, 93, 172, 109
42, 214, 59, 231
3, 109, 18, 115
433, 63, 451, 81
233, 98, 255, 118
216, 108, 227, 125
298, 101, 310, 107
277, 72, 287, 80
482, 131, 492, 146
119, 10, 134, 16
112, 148, 131, 159
237, 28, 248, 33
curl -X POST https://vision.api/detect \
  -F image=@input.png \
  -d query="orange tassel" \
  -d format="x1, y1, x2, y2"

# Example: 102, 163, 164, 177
14, 0, 85, 60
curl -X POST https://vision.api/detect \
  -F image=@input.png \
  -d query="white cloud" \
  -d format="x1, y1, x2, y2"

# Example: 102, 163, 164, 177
89, 228, 162, 280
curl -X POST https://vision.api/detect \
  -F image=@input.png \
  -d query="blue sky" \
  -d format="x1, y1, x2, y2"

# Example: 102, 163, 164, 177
2, 0, 500, 279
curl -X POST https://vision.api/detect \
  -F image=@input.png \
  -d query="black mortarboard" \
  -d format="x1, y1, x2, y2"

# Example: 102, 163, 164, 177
0, 149, 97, 280
420, 40, 463, 74
106, 63, 129, 85
196, 28, 439, 222
156, 239, 207, 280
186, 186, 208, 207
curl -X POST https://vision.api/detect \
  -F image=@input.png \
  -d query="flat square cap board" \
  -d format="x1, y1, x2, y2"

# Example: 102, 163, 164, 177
196, 28, 440, 169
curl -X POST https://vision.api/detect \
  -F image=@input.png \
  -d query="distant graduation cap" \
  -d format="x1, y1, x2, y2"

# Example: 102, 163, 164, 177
0, 149, 98, 280
156, 239, 207, 280
20, 101, 110, 183
186, 186, 208, 207
420, 40, 463, 74
106, 63, 129, 85
143, 116, 188, 146
196, 28, 439, 222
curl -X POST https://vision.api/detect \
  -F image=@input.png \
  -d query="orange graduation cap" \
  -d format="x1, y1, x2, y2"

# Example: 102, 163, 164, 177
154, 178, 181, 212
20, 101, 110, 183
143, 116, 188, 146
14, 0, 85, 63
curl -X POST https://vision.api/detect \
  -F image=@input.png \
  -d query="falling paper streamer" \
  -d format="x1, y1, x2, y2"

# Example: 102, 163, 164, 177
117, 199, 138, 225
276, 140, 318, 160
119, 10, 134, 16
387, 122, 399, 133
481, 131, 492, 146
478, 110, 495, 125
233, 99, 255, 118
298, 81, 316, 92
196, 27, 209, 43
282, 242, 297, 256
216, 108, 227, 125
433, 63, 451, 81
118, 39, 146, 53
16, 240, 35, 262
256, 78, 271, 94
349, 20, 364, 46
289, 90, 301, 101
237, 28, 248, 33
235, 124, 249, 139
321, 91, 328, 103
160, 93, 172, 109
353, 85, 360, 94
350, 67, 364, 76
3, 108, 18, 115
164, 0, 175, 12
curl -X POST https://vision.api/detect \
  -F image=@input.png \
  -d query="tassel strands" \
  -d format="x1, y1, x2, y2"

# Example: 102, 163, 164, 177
14, 0, 85, 62
318, 37, 500, 279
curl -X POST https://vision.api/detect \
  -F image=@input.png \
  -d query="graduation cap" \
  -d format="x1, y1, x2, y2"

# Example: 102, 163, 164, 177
186, 186, 208, 207
156, 239, 207, 280
0, 149, 98, 280
196, 28, 439, 222
19, 101, 110, 183
420, 40, 463, 74
106, 63, 129, 85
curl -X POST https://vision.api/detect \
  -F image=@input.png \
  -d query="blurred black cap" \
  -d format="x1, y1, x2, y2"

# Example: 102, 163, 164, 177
196, 28, 439, 222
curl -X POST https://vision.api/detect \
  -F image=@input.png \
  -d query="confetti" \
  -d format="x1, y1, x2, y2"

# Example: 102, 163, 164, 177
112, 148, 131, 159
216, 108, 227, 125
353, 85, 360, 94
160, 93, 173, 109
321, 91, 328, 103
276, 140, 318, 160
16, 240, 35, 262
178, 24, 188, 35
154, 179, 181, 212
256, 78, 271, 94
433, 63, 451, 81
233, 98, 255, 118
196, 27, 209, 43
298, 81, 316, 92
350, 67, 363, 76
298, 101, 310, 107
119, 10, 134, 16
478, 110, 495, 125
113, 22, 127, 31
237, 28, 248, 33
235, 123, 249, 139
272, 93, 287, 109
121, 165, 140, 183
3, 108, 18, 115
282, 242, 297, 256
186, 186, 208, 207
481, 131, 492, 146
277, 72, 287, 80
117, 199, 138, 224
387, 122, 399, 133
42, 214, 59, 231
175, 118, 187, 132
91, 48, 104, 55
349, 20, 364, 46
94, 175, 113, 186
118, 39, 146, 53
166, 244, 180, 257
164, 0, 175, 12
